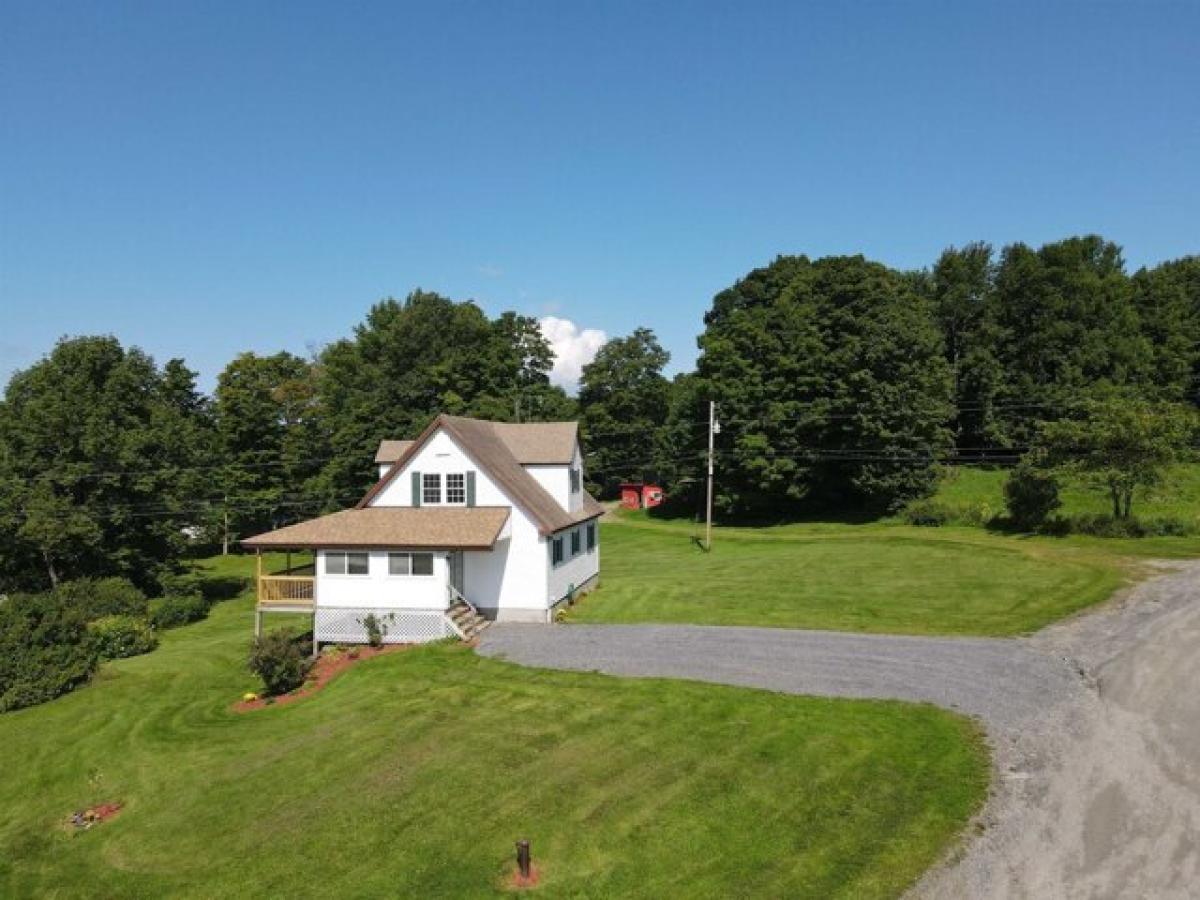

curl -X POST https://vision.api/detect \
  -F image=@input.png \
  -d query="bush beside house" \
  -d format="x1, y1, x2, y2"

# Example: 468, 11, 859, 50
248, 630, 312, 696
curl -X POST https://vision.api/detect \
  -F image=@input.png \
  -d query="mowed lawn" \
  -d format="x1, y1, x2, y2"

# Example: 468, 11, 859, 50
933, 463, 1200, 525
570, 514, 1135, 635
0, 556, 987, 899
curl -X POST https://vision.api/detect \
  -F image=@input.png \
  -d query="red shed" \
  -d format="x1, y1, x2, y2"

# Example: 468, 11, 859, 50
619, 482, 666, 510
641, 484, 665, 508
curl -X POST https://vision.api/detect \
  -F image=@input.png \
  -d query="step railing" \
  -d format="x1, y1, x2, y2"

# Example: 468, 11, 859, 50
444, 584, 479, 641
447, 583, 478, 617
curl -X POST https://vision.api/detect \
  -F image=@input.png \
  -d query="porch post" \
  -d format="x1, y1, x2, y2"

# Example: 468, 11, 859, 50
254, 609, 262, 638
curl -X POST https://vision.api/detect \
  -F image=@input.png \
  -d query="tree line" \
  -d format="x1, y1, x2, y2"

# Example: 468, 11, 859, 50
1, 234, 1197, 590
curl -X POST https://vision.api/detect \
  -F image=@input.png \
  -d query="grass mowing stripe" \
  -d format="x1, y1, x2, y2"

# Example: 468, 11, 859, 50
572, 516, 1123, 636
0, 554, 987, 899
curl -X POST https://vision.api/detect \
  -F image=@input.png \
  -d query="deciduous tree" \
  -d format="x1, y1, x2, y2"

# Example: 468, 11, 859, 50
579, 328, 672, 493
694, 255, 954, 515
1032, 398, 1196, 519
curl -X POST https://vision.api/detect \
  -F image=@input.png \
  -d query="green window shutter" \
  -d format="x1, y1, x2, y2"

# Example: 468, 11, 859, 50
412, 471, 421, 507
466, 471, 476, 507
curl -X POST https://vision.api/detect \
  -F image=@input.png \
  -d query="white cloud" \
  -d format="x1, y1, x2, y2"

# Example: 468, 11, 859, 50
539, 315, 606, 393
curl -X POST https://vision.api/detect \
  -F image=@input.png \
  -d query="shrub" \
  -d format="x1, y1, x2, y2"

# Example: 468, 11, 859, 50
157, 571, 204, 597
53, 577, 148, 621
358, 612, 389, 648
1142, 516, 1197, 537
1004, 464, 1061, 530
148, 593, 209, 630
902, 500, 949, 527
161, 569, 248, 603
87, 615, 158, 660
248, 630, 312, 696
0, 592, 98, 713
1068, 514, 1145, 538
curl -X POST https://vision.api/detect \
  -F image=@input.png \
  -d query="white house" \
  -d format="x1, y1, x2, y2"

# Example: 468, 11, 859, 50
243, 414, 603, 646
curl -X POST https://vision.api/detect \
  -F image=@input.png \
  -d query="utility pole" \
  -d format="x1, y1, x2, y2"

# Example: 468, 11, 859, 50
705, 400, 718, 551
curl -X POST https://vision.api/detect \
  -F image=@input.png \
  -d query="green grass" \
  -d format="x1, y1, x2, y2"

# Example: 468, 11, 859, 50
931, 463, 1200, 525
0, 554, 987, 899
569, 511, 1190, 635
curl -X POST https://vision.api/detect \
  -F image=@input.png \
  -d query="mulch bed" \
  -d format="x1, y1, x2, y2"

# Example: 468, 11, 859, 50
504, 864, 542, 890
233, 644, 411, 712
67, 802, 123, 832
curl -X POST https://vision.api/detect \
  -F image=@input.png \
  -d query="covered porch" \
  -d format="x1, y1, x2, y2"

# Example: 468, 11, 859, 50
253, 551, 315, 638
241, 506, 510, 646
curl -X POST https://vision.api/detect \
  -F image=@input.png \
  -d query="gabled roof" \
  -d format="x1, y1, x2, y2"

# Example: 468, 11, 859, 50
242, 507, 510, 550
374, 440, 414, 464
359, 414, 601, 536
491, 421, 578, 464
373, 423, 576, 466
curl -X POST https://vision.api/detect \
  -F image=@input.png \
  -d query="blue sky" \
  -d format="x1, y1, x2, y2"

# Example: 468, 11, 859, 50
2, 1, 1198, 391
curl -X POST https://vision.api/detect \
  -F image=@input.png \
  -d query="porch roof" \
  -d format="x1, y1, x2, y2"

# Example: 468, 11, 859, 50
241, 506, 511, 551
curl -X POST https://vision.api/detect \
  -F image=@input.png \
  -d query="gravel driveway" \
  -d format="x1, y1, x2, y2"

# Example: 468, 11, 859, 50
478, 561, 1200, 899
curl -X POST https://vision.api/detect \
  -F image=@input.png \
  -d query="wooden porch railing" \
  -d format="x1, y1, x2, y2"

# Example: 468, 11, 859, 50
257, 575, 315, 607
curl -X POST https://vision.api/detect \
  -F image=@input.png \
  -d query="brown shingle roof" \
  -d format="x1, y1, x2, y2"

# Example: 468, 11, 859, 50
374, 440, 414, 464
374, 424, 576, 465
491, 421, 578, 464
241, 507, 510, 550
359, 414, 601, 536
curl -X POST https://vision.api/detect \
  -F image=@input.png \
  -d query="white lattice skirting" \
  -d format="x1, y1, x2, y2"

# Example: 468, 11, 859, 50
314, 607, 453, 644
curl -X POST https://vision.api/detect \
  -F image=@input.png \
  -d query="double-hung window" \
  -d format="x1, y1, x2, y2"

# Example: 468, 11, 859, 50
569, 467, 581, 493
422, 473, 442, 504
570, 528, 581, 556
446, 473, 465, 504
326, 551, 369, 576
552, 537, 564, 566
586, 522, 596, 552
388, 552, 434, 576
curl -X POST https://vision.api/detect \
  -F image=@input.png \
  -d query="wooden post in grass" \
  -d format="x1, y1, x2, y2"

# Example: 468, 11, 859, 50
255, 550, 263, 638
516, 839, 531, 879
